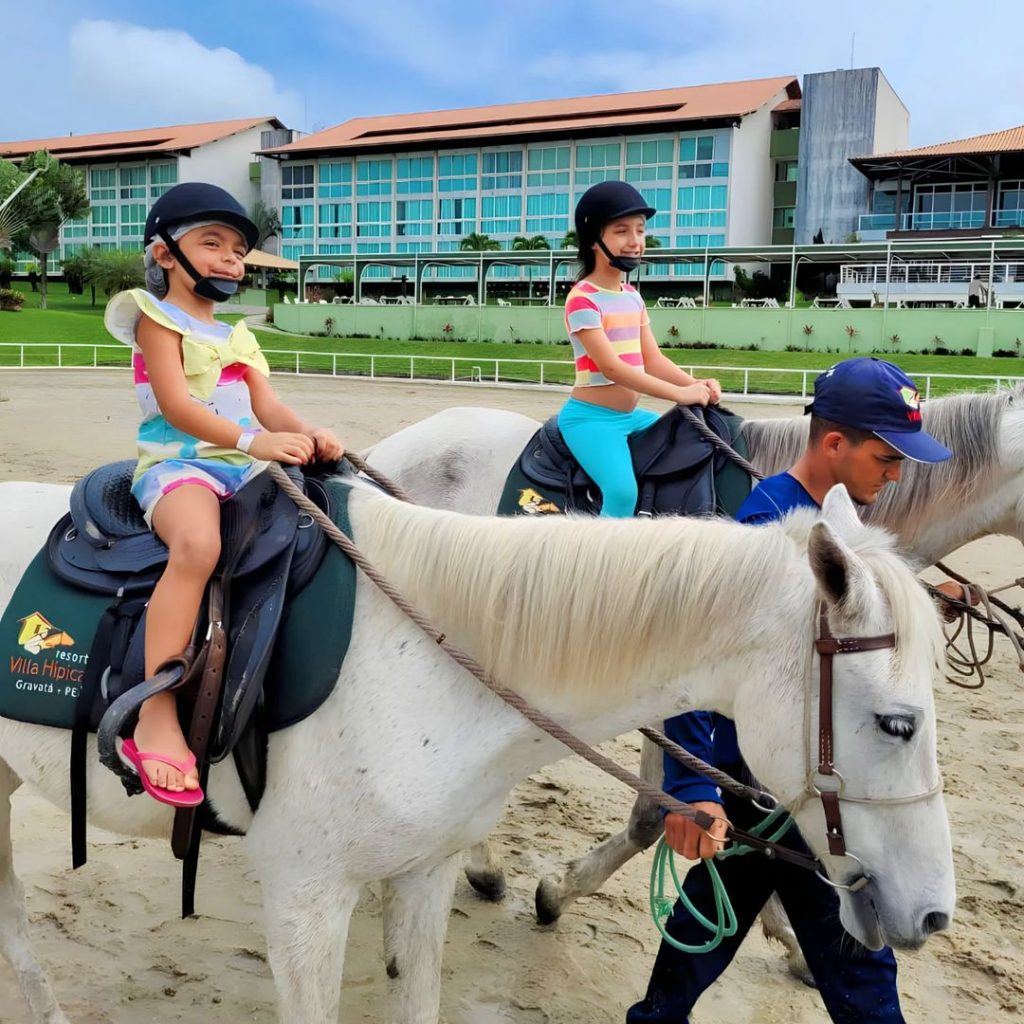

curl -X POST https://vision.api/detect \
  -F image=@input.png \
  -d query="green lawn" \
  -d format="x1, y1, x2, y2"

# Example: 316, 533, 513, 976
3, 282, 1023, 396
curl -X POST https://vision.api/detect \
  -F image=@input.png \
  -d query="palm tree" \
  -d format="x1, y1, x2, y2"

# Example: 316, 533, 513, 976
560, 230, 579, 249
252, 199, 282, 251
645, 236, 663, 249
459, 232, 501, 252
510, 234, 551, 250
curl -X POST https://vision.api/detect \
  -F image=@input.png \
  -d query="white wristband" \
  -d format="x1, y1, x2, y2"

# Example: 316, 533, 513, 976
236, 429, 260, 454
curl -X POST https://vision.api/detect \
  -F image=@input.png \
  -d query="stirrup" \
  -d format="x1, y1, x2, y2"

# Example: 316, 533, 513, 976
96, 650, 199, 795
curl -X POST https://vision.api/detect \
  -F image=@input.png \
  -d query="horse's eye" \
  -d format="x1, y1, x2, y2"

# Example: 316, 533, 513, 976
876, 713, 915, 741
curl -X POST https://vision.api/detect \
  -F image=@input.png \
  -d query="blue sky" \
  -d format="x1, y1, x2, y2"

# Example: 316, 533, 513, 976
2, 1, 1021, 148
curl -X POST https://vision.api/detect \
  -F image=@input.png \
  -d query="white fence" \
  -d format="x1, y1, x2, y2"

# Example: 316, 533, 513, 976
1, 343, 1022, 400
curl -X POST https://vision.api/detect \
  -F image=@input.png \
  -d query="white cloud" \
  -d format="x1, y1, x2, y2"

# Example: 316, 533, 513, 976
67, 20, 303, 129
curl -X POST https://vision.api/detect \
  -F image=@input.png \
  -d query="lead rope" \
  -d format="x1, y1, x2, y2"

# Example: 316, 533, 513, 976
270, 462, 720, 831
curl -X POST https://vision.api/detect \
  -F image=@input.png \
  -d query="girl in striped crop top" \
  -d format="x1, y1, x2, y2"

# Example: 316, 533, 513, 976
558, 182, 722, 517
104, 183, 345, 809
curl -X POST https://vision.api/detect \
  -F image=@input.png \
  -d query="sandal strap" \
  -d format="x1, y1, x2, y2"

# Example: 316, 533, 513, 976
131, 747, 197, 775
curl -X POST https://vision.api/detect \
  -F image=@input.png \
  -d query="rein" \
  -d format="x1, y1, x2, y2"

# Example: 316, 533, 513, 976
269, 460, 818, 872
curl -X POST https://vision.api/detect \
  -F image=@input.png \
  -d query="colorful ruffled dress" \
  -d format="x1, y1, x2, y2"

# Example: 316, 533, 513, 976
104, 288, 271, 524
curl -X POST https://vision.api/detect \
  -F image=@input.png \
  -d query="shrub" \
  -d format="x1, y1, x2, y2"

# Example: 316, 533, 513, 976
0, 288, 24, 311
993, 349, 1020, 357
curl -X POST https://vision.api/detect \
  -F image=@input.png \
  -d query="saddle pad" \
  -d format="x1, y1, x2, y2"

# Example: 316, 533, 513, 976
0, 479, 358, 734
263, 478, 356, 732
0, 547, 111, 728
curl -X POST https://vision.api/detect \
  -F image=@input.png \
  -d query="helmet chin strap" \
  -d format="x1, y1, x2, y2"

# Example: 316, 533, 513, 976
597, 237, 642, 273
158, 229, 240, 302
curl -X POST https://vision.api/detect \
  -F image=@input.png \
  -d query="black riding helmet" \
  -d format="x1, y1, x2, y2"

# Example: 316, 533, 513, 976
145, 182, 259, 301
574, 181, 656, 272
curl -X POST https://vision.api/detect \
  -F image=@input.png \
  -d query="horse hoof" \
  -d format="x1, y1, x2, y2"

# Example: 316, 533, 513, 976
465, 868, 506, 903
787, 955, 816, 988
534, 878, 564, 925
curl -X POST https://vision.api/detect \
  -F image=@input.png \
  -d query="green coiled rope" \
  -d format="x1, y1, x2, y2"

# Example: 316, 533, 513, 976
649, 806, 795, 954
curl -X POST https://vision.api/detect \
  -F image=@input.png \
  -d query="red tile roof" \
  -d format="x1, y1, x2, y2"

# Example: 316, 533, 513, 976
859, 123, 1024, 161
772, 98, 802, 113
265, 77, 800, 156
0, 117, 286, 163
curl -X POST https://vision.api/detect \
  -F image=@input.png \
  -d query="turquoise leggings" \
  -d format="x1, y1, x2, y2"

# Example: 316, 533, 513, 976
558, 398, 660, 517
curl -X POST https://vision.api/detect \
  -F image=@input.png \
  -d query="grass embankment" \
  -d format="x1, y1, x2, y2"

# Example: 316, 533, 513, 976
2, 283, 1022, 396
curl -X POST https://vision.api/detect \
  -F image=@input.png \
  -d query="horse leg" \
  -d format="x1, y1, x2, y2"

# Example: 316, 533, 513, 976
381, 854, 461, 1024
535, 734, 665, 924
259, 868, 360, 1024
760, 893, 815, 986
0, 760, 69, 1024
463, 840, 506, 901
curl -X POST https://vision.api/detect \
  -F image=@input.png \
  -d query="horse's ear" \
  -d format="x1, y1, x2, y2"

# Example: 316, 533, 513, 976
819, 484, 862, 540
808, 520, 871, 617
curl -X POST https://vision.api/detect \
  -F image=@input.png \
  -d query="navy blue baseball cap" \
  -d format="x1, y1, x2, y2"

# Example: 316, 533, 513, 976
805, 357, 951, 463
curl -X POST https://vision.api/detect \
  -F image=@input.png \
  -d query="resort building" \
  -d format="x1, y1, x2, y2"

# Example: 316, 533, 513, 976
0, 117, 293, 268
260, 76, 805, 283
851, 124, 1024, 240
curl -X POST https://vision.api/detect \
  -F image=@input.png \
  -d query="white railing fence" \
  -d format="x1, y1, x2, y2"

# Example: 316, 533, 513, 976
2, 343, 1022, 399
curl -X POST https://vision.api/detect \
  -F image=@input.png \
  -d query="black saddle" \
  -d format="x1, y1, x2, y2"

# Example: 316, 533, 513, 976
498, 404, 752, 519
48, 462, 338, 881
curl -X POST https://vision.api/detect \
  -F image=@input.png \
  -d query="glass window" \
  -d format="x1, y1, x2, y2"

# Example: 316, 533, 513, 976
679, 134, 726, 180
396, 198, 433, 237
90, 168, 116, 202
772, 207, 796, 229
282, 164, 314, 200
437, 196, 476, 235
282, 243, 313, 262
318, 202, 352, 239
574, 143, 621, 185
438, 153, 478, 193
120, 202, 147, 239
318, 161, 353, 198
282, 204, 314, 238
774, 161, 798, 183
119, 166, 145, 200
525, 192, 569, 233
676, 184, 728, 232
396, 155, 434, 194
356, 159, 393, 196
149, 163, 177, 198
356, 201, 392, 237
481, 194, 521, 234
527, 146, 570, 186
91, 205, 117, 237
481, 150, 523, 190
63, 216, 88, 239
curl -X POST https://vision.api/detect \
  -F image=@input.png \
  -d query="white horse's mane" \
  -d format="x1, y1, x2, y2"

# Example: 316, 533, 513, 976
742, 385, 1018, 532
351, 489, 942, 704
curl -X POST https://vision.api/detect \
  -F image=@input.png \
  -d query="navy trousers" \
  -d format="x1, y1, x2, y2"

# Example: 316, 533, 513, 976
626, 789, 904, 1023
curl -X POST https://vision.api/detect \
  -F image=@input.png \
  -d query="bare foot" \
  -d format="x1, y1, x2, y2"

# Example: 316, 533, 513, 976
133, 692, 200, 793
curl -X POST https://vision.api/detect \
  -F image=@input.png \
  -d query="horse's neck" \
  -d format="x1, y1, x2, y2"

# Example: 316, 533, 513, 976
344, 486, 811, 744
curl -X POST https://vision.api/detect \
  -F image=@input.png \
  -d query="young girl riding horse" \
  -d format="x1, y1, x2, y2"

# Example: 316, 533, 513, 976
559, 181, 721, 517
104, 182, 343, 807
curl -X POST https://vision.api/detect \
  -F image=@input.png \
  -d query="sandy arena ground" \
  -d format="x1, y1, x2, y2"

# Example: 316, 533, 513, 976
0, 370, 1021, 1023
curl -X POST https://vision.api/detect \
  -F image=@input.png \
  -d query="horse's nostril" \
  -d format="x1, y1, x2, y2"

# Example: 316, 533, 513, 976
922, 910, 950, 935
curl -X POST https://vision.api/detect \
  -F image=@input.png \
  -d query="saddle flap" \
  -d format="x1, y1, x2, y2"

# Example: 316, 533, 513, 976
629, 406, 725, 478
517, 419, 593, 490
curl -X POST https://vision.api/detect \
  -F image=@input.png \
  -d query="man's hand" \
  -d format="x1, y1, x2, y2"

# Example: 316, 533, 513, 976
664, 800, 729, 860
934, 580, 979, 623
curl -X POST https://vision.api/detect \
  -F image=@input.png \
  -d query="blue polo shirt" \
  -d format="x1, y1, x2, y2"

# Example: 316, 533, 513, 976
663, 472, 818, 805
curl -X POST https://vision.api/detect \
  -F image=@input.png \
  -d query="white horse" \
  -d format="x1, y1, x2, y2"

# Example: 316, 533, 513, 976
363, 386, 1024, 964
0, 481, 951, 1023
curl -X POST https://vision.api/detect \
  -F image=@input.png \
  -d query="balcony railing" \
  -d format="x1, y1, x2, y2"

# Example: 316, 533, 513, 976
858, 210, 1024, 232
840, 261, 1024, 285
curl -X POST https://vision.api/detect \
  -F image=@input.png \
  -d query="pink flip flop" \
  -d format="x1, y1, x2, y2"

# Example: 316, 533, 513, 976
120, 738, 205, 808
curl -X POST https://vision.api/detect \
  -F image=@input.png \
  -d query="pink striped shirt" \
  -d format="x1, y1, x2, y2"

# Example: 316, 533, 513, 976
564, 281, 649, 386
